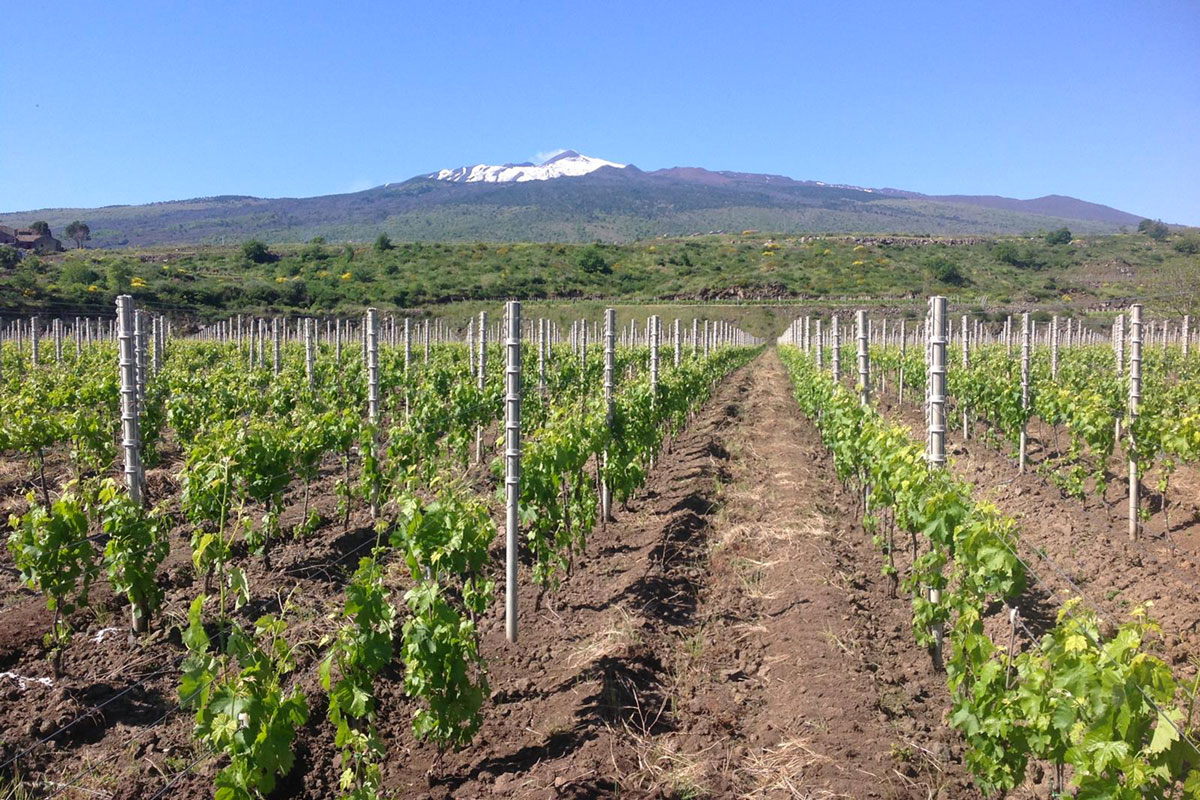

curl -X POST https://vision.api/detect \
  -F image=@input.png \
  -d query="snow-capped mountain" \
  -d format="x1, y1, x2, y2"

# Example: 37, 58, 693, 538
429, 150, 626, 183
0, 151, 1148, 247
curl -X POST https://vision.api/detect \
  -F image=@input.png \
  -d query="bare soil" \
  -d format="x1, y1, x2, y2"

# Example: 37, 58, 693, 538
0, 352, 988, 799
872, 380, 1200, 674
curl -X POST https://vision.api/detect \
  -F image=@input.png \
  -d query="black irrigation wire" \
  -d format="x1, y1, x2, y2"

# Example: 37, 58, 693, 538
39, 674, 212, 800
942, 405, 1200, 648
1006, 515, 1200, 651
864, 349, 1200, 653
989, 529, 1200, 761
0, 663, 177, 774
143, 747, 216, 800
29, 523, 393, 798
813, 344, 1200, 758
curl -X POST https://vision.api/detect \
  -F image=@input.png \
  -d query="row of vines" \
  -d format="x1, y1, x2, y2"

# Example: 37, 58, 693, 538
779, 339, 1200, 797
0, 317, 759, 799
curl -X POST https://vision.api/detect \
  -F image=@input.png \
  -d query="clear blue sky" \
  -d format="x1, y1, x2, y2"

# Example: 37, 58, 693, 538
2, 0, 1197, 223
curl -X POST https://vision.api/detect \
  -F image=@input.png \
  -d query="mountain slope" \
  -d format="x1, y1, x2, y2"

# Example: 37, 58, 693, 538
0, 156, 1147, 247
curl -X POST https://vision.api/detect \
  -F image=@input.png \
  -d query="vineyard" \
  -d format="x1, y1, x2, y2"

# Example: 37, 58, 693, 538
777, 304, 1200, 798
1, 299, 1198, 798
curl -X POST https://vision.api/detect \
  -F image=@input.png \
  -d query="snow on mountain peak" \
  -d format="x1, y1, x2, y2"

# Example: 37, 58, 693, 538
430, 151, 626, 183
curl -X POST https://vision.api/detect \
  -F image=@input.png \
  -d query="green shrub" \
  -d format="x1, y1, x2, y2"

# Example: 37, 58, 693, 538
1138, 219, 1169, 241
242, 240, 274, 264
0, 245, 21, 270
927, 255, 967, 286
576, 244, 611, 275
1045, 228, 1071, 245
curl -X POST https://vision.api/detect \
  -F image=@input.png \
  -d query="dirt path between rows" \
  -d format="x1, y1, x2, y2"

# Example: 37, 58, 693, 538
367, 350, 980, 799
648, 348, 981, 799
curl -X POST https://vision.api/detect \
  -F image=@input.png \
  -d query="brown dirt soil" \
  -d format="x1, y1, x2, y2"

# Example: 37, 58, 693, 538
872, 381, 1200, 675
1, 352, 991, 799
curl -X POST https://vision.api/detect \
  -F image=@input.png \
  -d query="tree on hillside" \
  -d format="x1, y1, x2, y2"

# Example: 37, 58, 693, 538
374, 233, 394, 252
0, 244, 21, 270
576, 243, 611, 275
1045, 227, 1071, 245
241, 239, 274, 264
1171, 231, 1200, 255
1138, 218, 1169, 241
926, 254, 966, 286
64, 221, 91, 249
1160, 257, 1200, 317
29, 221, 50, 236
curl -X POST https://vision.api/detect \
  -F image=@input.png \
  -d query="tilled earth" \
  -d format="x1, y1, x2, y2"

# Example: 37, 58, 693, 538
872, 376, 1200, 675
2, 352, 1005, 798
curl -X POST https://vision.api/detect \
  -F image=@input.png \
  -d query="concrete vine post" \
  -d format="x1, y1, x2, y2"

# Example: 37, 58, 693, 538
1128, 304, 1142, 540
815, 319, 824, 370
366, 312, 380, 423
927, 296, 948, 668
831, 314, 841, 383
962, 314, 970, 438
673, 318, 681, 368
579, 318, 587, 373
116, 296, 144, 508
248, 317, 256, 369
650, 315, 660, 404
1019, 312, 1031, 473
504, 301, 522, 644
466, 317, 475, 378
898, 319, 907, 404
924, 313, 932, 442
30, 316, 39, 368
856, 310, 870, 407
1184, 315, 1190, 359
366, 309, 380, 520
151, 316, 160, 374
403, 317, 412, 417
305, 319, 315, 389
404, 317, 412, 373
272, 318, 281, 376
257, 318, 265, 367
692, 317, 699, 357
134, 310, 147, 412
537, 317, 547, 399
602, 309, 616, 524
476, 311, 487, 463
113, 301, 152, 632
1051, 315, 1060, 379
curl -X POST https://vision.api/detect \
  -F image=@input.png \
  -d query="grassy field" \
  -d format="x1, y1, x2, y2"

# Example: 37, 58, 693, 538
2, 230, 1196, 328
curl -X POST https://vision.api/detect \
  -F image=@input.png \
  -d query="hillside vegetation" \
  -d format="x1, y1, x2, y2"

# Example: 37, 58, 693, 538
1, 231, 1197, 321
0, 165, 1145, 248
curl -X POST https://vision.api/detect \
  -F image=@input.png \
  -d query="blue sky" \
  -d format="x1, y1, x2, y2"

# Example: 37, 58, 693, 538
2, 0, 1197, 223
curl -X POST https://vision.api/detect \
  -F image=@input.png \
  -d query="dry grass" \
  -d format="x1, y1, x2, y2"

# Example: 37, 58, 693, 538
733, 738, 847, 799
731, 556, 780, 601
565, 606, 640, 669
615, 726, 718, 799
